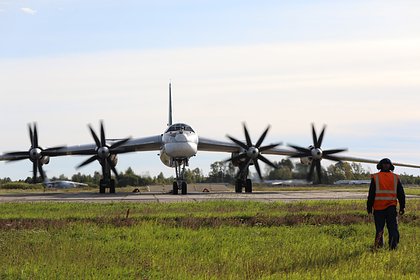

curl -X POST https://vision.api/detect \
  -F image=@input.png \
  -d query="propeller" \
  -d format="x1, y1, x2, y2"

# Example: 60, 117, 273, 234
288, 124, 347, 183
76, 121, 130, 180
225, 123, 280, 180
4, 123, 64, 183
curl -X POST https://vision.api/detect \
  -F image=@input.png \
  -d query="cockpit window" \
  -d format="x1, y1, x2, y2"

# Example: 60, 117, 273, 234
166, 123, 195, 133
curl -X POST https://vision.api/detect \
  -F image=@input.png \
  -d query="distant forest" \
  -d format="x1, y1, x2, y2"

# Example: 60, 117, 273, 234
2, 159, 420, 186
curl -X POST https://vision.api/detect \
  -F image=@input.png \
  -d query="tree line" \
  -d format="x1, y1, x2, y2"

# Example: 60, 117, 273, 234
1, 159, 420, 186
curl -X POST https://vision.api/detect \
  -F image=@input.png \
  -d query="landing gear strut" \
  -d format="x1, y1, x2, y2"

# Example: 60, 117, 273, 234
173, 159, 188, 195
98, 163, 117, 194
234, 162, 253, 193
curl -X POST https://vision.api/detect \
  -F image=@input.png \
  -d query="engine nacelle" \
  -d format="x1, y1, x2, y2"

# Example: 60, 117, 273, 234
300, 157, 312, 165
230, 152, 241, 166
40, 156, 50, 165
109, 154, 118, 166
160, 151, 173, 167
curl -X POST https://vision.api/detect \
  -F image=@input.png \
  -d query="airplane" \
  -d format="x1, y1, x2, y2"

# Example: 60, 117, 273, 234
1, 83, 420, 194
44, 179, 89, 189
264, 179, 312, 186
333, 180, 371, 185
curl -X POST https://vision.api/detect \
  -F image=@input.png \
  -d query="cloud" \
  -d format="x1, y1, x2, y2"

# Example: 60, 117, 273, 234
21, 7, 37, 15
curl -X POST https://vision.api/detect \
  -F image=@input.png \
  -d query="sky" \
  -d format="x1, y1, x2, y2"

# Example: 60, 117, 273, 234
1, 0, 420, 180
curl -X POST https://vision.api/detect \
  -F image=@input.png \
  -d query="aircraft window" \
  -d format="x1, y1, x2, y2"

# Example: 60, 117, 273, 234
166, 123, 195, 133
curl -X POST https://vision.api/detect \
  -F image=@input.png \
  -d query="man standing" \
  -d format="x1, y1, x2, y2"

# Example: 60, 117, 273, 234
367, 158, 405, 250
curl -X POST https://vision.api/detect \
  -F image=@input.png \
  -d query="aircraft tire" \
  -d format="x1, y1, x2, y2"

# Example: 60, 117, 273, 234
181, 182, 187, 195
99, 179, 106, 194
110, 179, 116, 194
235, 180, 242, 193
172, 182, 179, 195
245, 179, 252, 193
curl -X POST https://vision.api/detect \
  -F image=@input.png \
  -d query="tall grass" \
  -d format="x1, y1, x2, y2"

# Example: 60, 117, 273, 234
0, 200, 418, 279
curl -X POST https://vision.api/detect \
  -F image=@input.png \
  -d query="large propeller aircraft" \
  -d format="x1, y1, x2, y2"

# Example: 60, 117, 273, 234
1, 84, 420, 194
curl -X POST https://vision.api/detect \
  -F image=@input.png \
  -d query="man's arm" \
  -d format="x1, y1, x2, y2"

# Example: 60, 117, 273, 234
397, 179, 406, 212
367, 178, 376, 214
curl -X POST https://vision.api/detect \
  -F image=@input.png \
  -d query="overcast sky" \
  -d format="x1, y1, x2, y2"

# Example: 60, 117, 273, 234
1, 1, 420, 180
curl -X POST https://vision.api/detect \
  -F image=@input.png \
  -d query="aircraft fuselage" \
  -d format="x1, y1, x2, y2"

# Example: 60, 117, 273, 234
160, 123, 198, 167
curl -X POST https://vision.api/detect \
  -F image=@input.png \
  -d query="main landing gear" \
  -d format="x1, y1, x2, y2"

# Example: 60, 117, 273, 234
99, 178, 116, 194
235, 178, 252, 193
172, 159, 188, 195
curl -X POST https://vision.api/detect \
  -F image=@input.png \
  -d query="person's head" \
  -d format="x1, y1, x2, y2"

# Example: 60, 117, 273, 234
377, 158, 395, 172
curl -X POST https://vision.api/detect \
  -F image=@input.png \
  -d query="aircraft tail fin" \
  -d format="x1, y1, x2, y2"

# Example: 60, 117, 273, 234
168, 82, 173, 126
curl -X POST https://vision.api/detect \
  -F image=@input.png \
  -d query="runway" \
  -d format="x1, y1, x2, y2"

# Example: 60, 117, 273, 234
2, 190, 419, 203
1, 182, 419, 203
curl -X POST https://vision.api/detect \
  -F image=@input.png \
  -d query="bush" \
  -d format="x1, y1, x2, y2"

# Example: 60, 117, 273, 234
0, 182, 44, 190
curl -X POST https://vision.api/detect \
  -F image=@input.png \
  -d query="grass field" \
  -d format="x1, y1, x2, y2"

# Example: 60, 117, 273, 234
0, 200, 419, 279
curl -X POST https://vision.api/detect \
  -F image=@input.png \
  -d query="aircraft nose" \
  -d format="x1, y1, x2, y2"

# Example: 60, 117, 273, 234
175, 133, 188, 142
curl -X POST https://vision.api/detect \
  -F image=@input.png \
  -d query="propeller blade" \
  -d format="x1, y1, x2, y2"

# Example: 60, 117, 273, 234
100, 121, 106, 147
257, 154, 277, 169
33, 161, 38, 183
89, 125, 101, 147
288, 145, 311, 155
259, 143, 281, 152
255, 126, 270, 148
33, 123, 38, 148
253, 159, 263, 180
224, 153, 247, 163
317, 125, 326, 148
307, 161, 315, 182
28, 124, 34, 148
315, 160, 322, 184
227, 136, 249, 150
42, 146, 67, 156
107, 158, 120, 179
110, 138, 130, 150
243, 124, 253, 147
77, 155, 99, 169
38, 162, 45, 181
311, 124, 318, 148
44, 146, 66, 151
323, 148, 347, 155
4, 151, 30, 158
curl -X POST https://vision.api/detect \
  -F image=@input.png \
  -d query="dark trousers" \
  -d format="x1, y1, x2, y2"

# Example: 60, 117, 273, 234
373, 206, 399, 249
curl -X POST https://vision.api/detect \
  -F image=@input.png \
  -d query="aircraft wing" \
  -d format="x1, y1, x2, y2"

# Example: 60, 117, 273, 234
42, 135, 163, 156
332, 155, 420, 169
197, 136, 294, 156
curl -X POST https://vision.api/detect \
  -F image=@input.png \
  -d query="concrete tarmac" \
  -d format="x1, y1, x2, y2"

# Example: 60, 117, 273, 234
1, 190, 418, 203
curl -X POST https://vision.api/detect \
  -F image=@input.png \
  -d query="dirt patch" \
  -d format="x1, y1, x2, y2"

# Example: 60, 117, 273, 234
0, 213, 417, 230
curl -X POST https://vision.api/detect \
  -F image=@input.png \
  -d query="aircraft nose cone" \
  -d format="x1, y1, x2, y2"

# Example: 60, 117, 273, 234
311, 148, 323, 160
175, 133, 188, 142
247, 147, 260, 159
97, 147, 110, 159
29, 148, 42, 160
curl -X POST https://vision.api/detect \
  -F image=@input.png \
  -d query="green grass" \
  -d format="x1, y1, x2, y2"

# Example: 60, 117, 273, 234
0, 200, 419, 279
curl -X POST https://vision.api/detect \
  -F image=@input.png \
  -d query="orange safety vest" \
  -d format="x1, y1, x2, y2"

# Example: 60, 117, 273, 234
372, 172, 398, 210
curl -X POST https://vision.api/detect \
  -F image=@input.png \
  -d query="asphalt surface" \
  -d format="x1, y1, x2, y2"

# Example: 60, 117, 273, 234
1, 185, 418, 203
0, 190, 391, 203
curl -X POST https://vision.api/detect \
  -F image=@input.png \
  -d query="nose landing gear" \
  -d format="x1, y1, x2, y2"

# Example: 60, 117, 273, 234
172, 159, 188, 195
